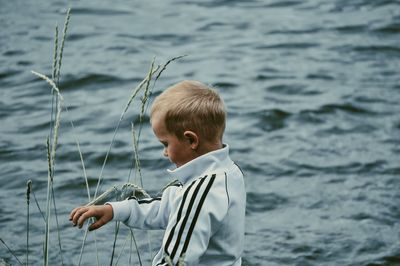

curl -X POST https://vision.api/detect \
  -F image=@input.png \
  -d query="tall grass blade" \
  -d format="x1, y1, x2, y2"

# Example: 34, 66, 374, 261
44, 137, 52, 266
56, 8, 71, 85
129, 229, 142, 266
49, 25, 59, 139
94, 231, 100, 266
64, 105, 91, 201
51, 185, 64, 265
32, 188, 46, 222
110, 222, 120, 266
78, 224, 90, 266
0, 238, 24, 266
31, 71, 63, 100
26, 180, 32, 266
115, 229, 142, 266
52, 25, 59, 82
154, 55, 187, 82
131, 124, 143, 187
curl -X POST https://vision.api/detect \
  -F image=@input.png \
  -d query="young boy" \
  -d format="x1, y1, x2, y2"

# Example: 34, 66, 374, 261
70, 80, 246, 265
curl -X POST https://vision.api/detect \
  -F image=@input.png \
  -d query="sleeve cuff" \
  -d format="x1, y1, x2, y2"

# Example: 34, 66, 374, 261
106, 200, 132, 222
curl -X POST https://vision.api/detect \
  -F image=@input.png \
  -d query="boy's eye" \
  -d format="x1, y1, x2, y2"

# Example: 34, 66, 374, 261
161, 141, 168, 147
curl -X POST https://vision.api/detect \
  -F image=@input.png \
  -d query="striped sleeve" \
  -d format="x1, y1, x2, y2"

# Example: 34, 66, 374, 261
109, 183, 182, 230
159, 173, 229, 265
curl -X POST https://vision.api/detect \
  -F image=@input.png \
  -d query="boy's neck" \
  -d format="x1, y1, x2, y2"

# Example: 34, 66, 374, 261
195, 140, 223, 157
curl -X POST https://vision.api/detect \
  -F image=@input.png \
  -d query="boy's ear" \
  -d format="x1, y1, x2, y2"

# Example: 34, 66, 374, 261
183, 131, 199, 149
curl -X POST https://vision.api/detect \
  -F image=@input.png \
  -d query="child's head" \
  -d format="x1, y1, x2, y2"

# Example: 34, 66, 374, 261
150, 80, 226, 166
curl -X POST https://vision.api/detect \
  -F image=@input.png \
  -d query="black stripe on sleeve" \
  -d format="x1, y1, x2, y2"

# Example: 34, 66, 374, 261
179, 174, 216, 257
163, 175, 207, 256
169, 175, 208, 260
137, 197, 161, 204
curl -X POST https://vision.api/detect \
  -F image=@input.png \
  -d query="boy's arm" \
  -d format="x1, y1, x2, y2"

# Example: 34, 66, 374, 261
69, 183, 181, 231
108, 184, 180, 230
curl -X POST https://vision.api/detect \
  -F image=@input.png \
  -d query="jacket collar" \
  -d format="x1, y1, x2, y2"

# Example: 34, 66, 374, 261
167, 144, 231, 184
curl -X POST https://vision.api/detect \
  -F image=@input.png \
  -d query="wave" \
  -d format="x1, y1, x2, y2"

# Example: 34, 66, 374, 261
266, 84, 321, 96
60, 73, 127, 90
71, 7, 132, 16
246, 192, 289, 214
256, 42, 319, 50
257, 108, 291, 132
281, 159, 389, 176
306, 103, 375, 116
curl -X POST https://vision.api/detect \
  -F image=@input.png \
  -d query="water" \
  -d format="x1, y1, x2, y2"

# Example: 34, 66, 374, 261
1, 0, 400, 265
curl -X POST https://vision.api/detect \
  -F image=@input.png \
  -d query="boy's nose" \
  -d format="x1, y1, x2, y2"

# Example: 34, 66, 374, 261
163, 148, 168, 157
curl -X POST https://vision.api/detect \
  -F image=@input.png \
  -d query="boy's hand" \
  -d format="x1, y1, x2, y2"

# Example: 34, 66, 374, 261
69, 204, 113, 231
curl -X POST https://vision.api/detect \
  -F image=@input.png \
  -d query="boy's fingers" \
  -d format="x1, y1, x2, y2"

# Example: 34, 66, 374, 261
88, 218, 105, 231
69, 206, 83, 221
71, 207, 90, 227
77, 208, 93, 228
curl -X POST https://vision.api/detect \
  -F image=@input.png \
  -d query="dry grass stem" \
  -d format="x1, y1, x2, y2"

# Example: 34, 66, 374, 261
52, 25, 59, 81
0, 238, 23, 266
56, 8, 71, 85
31, 71, 64, 100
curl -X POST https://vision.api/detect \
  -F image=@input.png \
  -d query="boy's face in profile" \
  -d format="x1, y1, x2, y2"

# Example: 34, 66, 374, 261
151, 113, 196, 168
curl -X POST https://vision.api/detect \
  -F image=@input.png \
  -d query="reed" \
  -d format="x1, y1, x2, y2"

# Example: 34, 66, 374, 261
0, 238, 23, 266
131, 123, 143, 186
114, 228, 142, 266
44, 136, 52, 266
52, 25, 58, 81
56, 8, 71, 86
26, 180, 32, 266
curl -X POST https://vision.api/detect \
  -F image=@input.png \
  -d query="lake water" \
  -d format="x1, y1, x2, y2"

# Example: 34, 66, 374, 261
1, 0, 400, 265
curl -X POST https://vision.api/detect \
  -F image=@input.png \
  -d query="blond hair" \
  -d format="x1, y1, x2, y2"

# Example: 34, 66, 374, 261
150, 80, 226, 142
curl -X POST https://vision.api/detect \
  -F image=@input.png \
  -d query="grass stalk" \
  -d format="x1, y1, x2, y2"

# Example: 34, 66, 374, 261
31, 187, 46, 222
49, 25, 58, 139
51, 185, 64, 265
64, 105, 91, 201
94, 231, 100, 266
115, 232, 129, 265
115, 229, 142, 266
56, 8, 71, 85
77, 224, 90, 266
139, 57, 155, 126
0, 238, 24, 266
26, 180, 32, 266
110, 222, 120, 266
44, 137, 52, 266
131, 123, 143, 186
52, 25, 59, 82
129, 229, 142, 266
31, 71, 64, 100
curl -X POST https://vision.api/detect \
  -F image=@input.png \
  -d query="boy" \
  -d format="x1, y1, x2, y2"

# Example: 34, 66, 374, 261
70, 80, 246, 265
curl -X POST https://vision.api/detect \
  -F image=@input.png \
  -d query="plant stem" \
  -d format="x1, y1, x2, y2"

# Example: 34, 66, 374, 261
56, 8, 71, 86
44, 137, 52, 266
110, 222, 120, 266
0, 238, 24, 266
26, 180, 32, 266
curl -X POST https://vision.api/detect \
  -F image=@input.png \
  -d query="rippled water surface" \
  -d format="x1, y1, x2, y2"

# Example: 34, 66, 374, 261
1, 0, 400, 265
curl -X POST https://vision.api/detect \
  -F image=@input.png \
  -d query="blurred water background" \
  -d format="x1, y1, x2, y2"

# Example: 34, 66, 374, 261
1, 0, 400, 265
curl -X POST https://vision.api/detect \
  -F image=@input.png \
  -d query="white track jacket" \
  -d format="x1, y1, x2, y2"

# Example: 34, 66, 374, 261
109, 144, 246, 265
